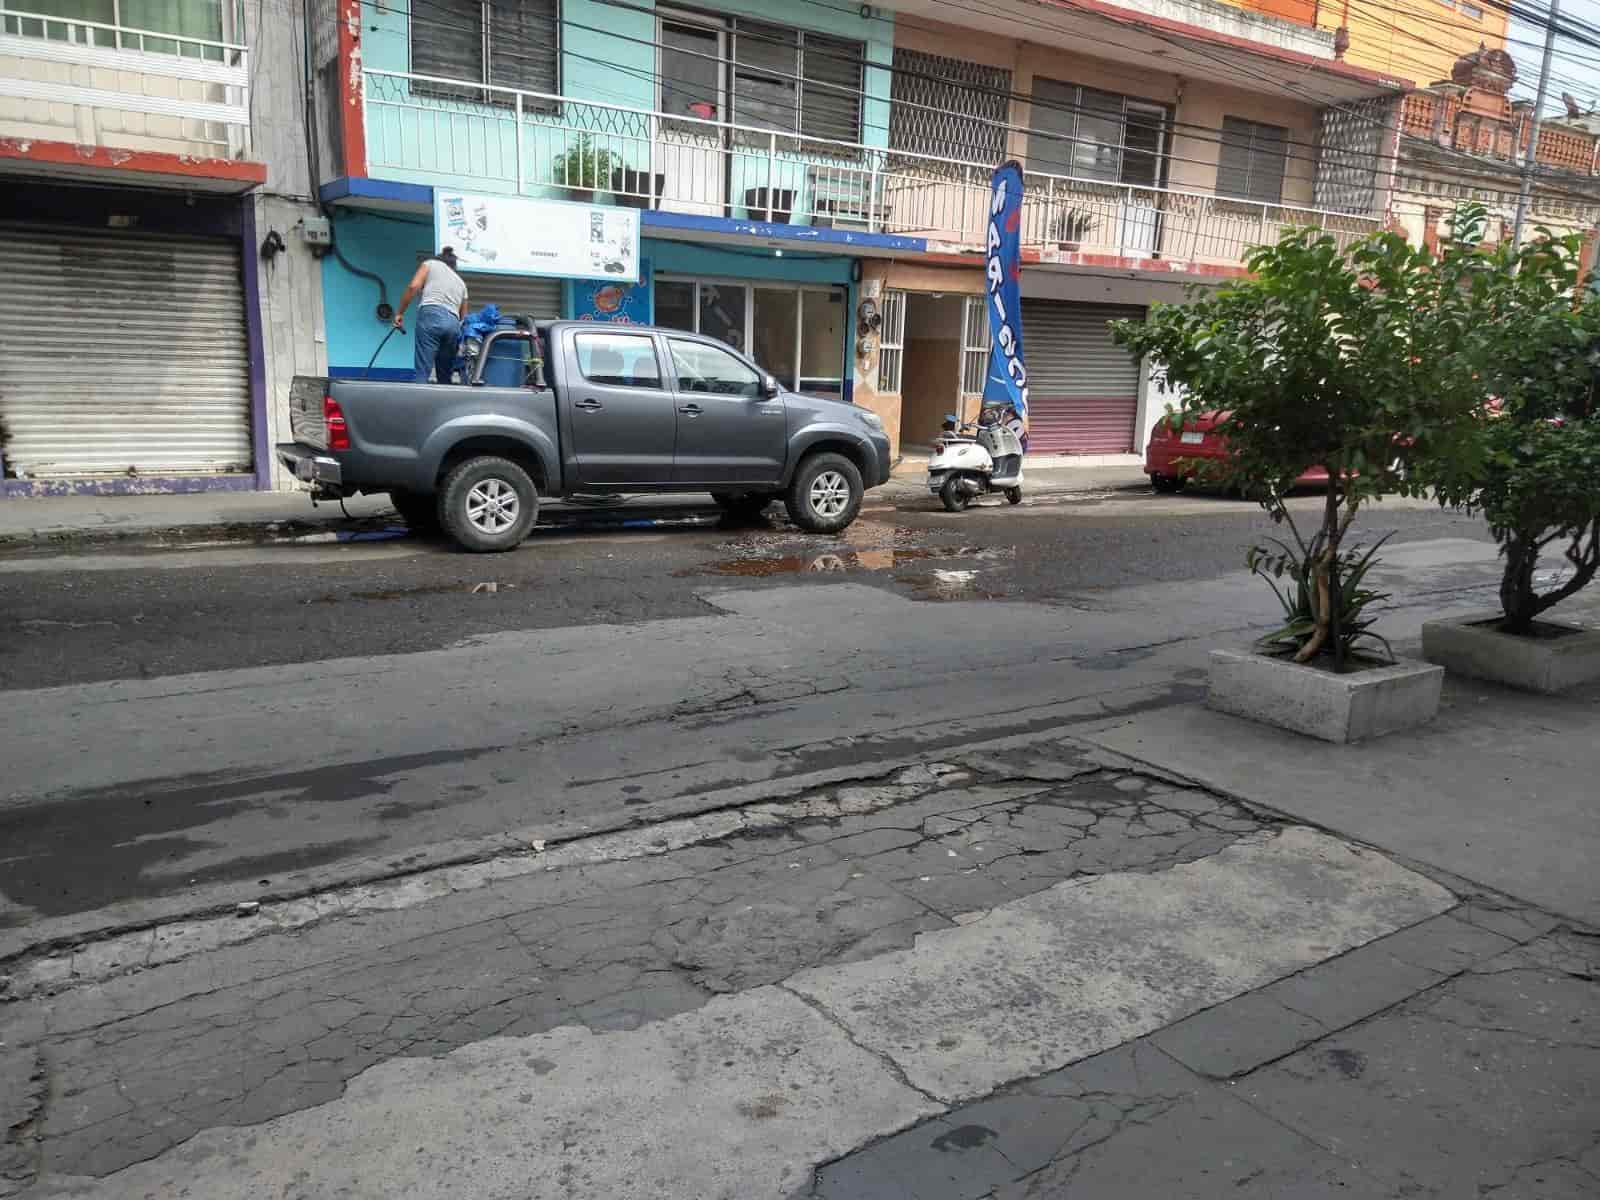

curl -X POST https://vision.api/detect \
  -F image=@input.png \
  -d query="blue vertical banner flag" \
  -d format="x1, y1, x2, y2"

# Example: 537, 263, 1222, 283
982, 160, 1029, 448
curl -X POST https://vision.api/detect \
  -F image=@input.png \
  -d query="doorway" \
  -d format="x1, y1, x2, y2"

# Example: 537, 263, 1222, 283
897, 292, 966, 450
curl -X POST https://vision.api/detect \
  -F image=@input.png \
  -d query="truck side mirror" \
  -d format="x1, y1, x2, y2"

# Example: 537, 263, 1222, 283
762, 374, 780, 399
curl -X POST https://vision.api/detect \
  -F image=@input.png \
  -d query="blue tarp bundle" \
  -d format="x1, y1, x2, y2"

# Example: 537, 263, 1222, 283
459, 304, 502, 343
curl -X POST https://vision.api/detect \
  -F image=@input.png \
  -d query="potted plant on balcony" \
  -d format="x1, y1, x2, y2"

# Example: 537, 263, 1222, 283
1110, 225, 1481, 742
1416, 207, 1600, 692
552, 135, 617, 204
1050, 208, 1096, 252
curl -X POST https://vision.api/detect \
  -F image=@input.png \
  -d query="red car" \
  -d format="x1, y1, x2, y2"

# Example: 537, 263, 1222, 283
1145, 412, 1328, 493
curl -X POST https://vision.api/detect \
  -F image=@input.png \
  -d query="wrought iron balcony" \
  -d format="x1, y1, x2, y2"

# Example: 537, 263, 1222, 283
362, 69, 1379, 270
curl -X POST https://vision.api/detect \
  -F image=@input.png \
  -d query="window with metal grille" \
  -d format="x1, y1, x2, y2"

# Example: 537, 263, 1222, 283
1217, 116, 1288, 205
889, 49, 1010, 164
411, 0, 559, 107
877, 289, 906, 394
961, 295, 989, 397
1024, 79, 1169, 189
728, 18, 864, 143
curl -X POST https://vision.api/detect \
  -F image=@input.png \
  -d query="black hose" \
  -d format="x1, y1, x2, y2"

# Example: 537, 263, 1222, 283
365, 324, 403, 378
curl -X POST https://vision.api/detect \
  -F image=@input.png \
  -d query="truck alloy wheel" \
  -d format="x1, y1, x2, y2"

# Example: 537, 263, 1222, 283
785, 452, 863, 533
439, 455, 540, 553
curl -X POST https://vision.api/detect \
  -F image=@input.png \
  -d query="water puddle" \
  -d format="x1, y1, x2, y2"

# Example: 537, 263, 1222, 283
679, 541, 1015, 601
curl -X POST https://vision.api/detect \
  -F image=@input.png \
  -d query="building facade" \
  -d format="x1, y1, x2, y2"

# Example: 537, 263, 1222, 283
0, 0, 1416, 492
1390, 48, 1600, 263
311, 0, 1405, 463
0, 0, 327, 495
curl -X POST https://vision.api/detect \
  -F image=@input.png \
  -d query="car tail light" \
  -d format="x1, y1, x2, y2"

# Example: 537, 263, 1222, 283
323, 395, 350, 451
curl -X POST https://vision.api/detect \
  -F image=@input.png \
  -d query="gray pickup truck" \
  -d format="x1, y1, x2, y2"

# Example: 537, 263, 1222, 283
277, 320, 892, 552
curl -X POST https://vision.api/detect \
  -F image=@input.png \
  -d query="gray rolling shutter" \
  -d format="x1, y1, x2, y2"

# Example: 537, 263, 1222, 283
461, 272, 563, 321
1022, 300, 1144, 455
0, 225, 251, 479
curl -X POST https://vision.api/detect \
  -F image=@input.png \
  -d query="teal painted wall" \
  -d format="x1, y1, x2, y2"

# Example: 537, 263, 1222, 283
322, 211, 435, 374
359, 0, 892, 209
646, 239, 852, 285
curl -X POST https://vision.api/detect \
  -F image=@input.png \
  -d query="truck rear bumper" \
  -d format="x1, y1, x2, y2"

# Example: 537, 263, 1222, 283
276, 443, 343, 489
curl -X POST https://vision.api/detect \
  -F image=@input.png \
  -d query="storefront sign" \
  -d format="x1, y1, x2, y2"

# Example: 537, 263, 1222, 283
982, 160, 1029, 447
574, 260, 651, 324
434, 190, 640, 283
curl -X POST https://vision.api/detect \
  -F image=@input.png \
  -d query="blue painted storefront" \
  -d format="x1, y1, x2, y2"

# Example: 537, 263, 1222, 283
319, 201, 876, 394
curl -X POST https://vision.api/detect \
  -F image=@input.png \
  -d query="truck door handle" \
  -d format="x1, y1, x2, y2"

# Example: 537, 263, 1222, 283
575, 399, 603, 411
678, 403, 703, 416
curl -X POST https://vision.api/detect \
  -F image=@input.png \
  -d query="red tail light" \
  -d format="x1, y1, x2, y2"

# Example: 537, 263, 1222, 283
323, 395, 350, 451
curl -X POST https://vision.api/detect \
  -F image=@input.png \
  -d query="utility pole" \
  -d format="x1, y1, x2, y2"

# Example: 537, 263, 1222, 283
1512, 0, 1561, 248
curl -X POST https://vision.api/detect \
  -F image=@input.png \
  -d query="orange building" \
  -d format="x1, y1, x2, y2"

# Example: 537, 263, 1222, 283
1223, 0, 1510, 84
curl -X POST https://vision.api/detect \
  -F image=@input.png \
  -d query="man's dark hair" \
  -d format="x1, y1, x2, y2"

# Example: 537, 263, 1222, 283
438, 246, 459, 268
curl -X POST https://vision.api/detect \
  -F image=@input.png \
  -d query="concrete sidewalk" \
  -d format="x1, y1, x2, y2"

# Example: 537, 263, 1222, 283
0, 464, 1149, 545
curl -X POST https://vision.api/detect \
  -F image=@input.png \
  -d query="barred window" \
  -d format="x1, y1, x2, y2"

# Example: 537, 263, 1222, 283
877, 289, 906, 394
889, 48, 1011, 163
411, 0, 559, 105
1217, 116, 1289, 205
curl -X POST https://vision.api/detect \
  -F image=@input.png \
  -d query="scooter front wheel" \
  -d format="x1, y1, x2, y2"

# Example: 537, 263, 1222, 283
1004, 487, 1022, 505
939, 475, 971, 513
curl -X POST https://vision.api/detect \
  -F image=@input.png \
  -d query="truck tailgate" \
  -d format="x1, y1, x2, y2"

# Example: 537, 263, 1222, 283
288, 376, 330, 450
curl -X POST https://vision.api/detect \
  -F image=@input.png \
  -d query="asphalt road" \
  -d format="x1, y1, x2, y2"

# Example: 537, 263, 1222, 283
0, 488, 1489, 690
0, 486, 1496, 942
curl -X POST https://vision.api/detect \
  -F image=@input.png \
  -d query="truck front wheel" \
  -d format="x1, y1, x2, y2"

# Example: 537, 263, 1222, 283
785, 452, 863, 534
438, 456, 539, 553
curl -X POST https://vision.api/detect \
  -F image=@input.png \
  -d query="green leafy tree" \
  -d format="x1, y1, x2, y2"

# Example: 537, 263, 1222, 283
1111, 226, 1483, 666
1417, 211, 1600, 635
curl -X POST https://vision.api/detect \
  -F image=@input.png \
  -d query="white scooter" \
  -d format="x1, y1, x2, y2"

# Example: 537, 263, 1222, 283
927, 405, 1024, 512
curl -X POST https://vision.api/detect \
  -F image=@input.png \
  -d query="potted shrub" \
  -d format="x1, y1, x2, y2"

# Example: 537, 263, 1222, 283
552, 135, 616, 203
1050, 208, 1095, 252
1417, 210, 1600, 692
1111, 226, 1482, 742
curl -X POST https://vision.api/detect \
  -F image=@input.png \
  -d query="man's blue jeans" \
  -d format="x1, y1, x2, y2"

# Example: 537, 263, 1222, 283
414, 305, 461, 383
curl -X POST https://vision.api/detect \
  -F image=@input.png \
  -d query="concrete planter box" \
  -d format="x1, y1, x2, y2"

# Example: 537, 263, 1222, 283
1422, 612, 1600, 694
1208, 648, 1444, 743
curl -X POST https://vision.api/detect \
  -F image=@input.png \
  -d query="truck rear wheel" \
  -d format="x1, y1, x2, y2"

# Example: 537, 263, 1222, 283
438, 456, 539, 553
785, 452, 863, 534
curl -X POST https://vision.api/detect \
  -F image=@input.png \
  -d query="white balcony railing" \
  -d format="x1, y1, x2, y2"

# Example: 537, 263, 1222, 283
0, 6, 249, 159
363, 69, 1378, 268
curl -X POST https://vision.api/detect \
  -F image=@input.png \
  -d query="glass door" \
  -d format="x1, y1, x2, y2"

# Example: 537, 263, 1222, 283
658, 14, 728, 217
797, 289, 846, 399
753, 287, 799, 388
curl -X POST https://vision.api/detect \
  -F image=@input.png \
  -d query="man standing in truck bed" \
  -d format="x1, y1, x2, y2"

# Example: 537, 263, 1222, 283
393, 247, 469, 383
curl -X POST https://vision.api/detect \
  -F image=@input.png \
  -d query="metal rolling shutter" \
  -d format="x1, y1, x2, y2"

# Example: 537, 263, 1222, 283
460, 273, 563, 322
0, 225, 250, 479
1022, 300, 1145, 454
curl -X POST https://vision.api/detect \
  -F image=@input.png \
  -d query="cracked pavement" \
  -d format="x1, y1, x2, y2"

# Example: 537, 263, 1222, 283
8, 745, 1272, 1183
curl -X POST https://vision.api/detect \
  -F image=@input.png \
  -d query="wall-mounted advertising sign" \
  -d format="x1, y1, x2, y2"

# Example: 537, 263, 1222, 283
434, 190, 641, 284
